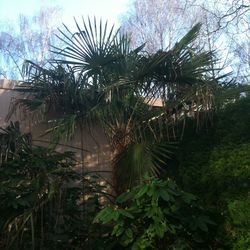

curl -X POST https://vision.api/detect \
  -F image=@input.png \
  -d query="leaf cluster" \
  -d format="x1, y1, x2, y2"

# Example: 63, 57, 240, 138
0, 124, 111, 249
94, 176, 215, 249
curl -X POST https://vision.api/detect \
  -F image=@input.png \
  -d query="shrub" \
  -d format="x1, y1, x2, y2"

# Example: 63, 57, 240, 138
94, 176, 215, 249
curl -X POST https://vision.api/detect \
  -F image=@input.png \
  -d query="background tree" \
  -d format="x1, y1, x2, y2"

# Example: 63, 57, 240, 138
120, 0, 198, 52
0, 5, 62, 79
121, 0, 250, 83
190, 0, 250, 82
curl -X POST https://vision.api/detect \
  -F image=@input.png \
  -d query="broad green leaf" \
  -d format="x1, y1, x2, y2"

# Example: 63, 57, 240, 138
159, 189, 171, 201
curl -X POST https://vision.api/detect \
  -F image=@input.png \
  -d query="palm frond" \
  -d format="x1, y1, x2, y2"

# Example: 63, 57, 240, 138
113, 141, 176, 193
0, 122, 32, 164
51, 17, 128, 78
173, 23, 202, 53
43, 114, 78, 143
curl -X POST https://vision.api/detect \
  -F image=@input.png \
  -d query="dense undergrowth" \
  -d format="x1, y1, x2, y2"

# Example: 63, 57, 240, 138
173, 95, 250, 249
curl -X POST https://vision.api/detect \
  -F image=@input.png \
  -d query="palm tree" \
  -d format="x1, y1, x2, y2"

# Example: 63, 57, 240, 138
11, 18, 218, 194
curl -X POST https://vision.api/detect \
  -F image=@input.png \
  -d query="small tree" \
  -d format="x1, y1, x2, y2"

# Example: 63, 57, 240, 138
11, 18, 218, 195
94, 176, 215, 249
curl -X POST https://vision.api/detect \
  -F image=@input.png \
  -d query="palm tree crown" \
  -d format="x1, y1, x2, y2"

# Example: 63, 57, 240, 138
12, 18, 219, 194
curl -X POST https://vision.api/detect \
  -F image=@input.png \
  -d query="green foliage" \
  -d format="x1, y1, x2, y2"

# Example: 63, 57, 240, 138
95, 176, 215, 249
0, 125, 111, 249
202, 144, 250, 201
0, 142, 74, 248
214, 94, 250, 144
0, 121, 31, 164
175, 95, 250, 248
113, 142, 176, 194
227, 198, 250, 250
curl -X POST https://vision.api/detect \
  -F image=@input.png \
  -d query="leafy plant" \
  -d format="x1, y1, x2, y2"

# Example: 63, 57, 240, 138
94, 176, 215, 249
0, 140, 75, 248
0, 124, 111, 249
0, 121, 31, 164
175, 95, 250, 248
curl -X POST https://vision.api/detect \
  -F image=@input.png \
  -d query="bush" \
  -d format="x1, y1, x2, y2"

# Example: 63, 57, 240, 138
94, 176, 215, 249
175, 96, 250, 248
0, 126, 110, 249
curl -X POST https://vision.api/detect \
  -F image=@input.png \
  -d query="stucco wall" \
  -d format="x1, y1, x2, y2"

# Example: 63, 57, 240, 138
0, 79, 112, 182
0, 79, 18, 127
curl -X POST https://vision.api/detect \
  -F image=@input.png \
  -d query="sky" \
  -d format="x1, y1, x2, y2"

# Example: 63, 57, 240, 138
0, 0, 132, 27
0, 0, 133, 79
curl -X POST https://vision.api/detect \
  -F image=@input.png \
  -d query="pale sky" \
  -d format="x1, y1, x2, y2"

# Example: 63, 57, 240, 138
0, 0, 131, 27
